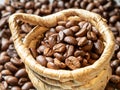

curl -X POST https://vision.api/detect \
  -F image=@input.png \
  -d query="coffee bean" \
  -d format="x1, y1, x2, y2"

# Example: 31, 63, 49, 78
64, 36, 77, 45
34, 2, 42, 9
78, 37, 88, 46
111, 60, 120, 69
65, 56, 81, 70
21, 82, 33, 90
15, 69, 27, 78
63, 29, 74, 36
0, 65, 3, 72
11, 86, 21, 90
53, 43, 66, 53
47, 62, 59, 69
82, 40, 93, 51
48, 35, 57, 47
10, 57, 23, 67
54, 53, 64, 61
116, 66, 120, 76
25, 1, 35, 9
117, 51, 120, 60
75, 28, 87, 37
110, 75, 120, 83
57, 0, 64, 8
58, 21, 66, 26
45, 57, 54, 62
90, 52, 99, 60
66, 20, 77, 28
54, 58, 66, 69
18, 78, 28, 86
11, 2, 24, 9
0, 55, 10, 65
82, 59, 89, 67
94, 40, 104, 54
36, 55, 47, 67
55, 25, 65, 32
65, 45, 74, 57
6, 76, 18, 86
74, 50, 86, 57
43, 48, 54, 57
86, 3, 95, 11
57, 31, 65, 42
70, 26, 80, 32
109, 16, 120, 23
1, 70, 12, 76
0, 15, 8, 29
6, 6, 15, 13
37, 45, 46, 54
21, 24, 32, 33
1, 81, 8, 89
4, 62, 18, 73
87, 31, 97, 41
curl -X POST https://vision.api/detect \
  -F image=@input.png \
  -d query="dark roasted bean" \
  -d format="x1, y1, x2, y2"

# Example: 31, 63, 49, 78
64, 36, 77, 45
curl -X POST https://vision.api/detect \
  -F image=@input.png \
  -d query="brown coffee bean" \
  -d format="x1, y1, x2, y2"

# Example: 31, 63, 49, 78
66, 45, 74, 57
117, 51, 120, 60
45, 57, 54, 62
53, 43, 66, 53
84, 52, 90, 60
110, 75, 120, 83
88, 59, 96, 64
80, 1, 88, 9
0, 65, 3, 72
48, 35, 57, 47
105, 84, 115, 90
0, 55, 10, 65
54, 58, 66, 69
55, 25, 65, 32
57, 0, 64, 8
58, 21, 66, 26
66, 20, 77, 28
86, 3, 95, 11
74, 50, 86, 57
37, 45, 46, 54
64, 36, 77, 45
43, 48, 54, 57
1, 70, 12, 76
111, 60, 120, 69
94, 40, 104, 54
4, 62, 18, 73
21, 82, 33, 90
75, 28, 87, 37
6, 6, 15, 13
57, 31, 65, 43
70, 26, 80, 32
109, 16, 120, 23
11, 86, 21, 90
18, 78, 28, 86
87, 31, 97, 41
54, 53, 64, 61
78, 37, 88, 46
47, 62, 59, 69
34, 2, 42, 9
36, 55, 47, 67
78, 21, 86, 28
6, 76, 18, 86
1, 81, 8, 89
82, 40, 93, 51
63, 29, 74, 36
25, 1, 35, 9
65, 56, 81, 70
90, 52, 99, 60
15, 68, 27, 78
82, 59, 89, 67
10, 57, 23, 67
116, 66, 120, 76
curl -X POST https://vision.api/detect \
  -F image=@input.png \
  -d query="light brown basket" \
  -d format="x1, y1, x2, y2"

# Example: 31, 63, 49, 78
9, 9, 115, 90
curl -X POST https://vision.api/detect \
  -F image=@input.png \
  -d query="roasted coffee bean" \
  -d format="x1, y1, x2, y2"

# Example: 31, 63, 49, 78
53, 43, 66, 53
66, 20, 77, 28
54, 53, 64, 61
88, 59, 96, 64
63, 29, 74, 36
5, 76, 18, 86
84, 52, 90, 60
90, 52, 99, 60
110, 75, 120, 83
109, 15, 120, 23
15, 68, 27, 78
55, 25, 65, 32
47, 62, 59, 69
82, 40, 93, 51
70, 26, 80, 32
18, 78, 28, 86
37, 45, 46, 54
4, 62, 18, 73
57, 0, 64, 8
11, 1, 24, 9
1, 70, 12, 76
64, 36, 77, 45
78, 37, 88, 46
0, 65, 3, 72
75, 28, 87, 37
74, 50, 86, 57
86, 3, 95, 11
0, 16, 9, 28
25, 1, 35, 9
58, 21, 66, 26
65, 45, 74, 57
11, 86, 21, 90
87, 31, 97, 41
48, 35, 57, 47
82, 59, 89, 67
94, 40, 104, 54
45, 57, 54, 62
57, 31, 65, 42
36, 55, 47, 67
6, 6, 15, 13
78, 21, 86, 28
0, 55, 10, 65
65, 56, 81, 70
111, 60, 120, 69
1, 81, 8, 89
54, 58, 66, 69
21, 24, 32, 33
10, 57, 23, 67
21, 82, 33, 90
43, 48, 54, 57
117, 51, 120, 60
116, 66, 120, 76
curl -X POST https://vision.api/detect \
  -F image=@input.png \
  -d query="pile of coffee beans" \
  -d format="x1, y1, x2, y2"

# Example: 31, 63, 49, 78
0, 0, 120, 89
35, 20, 104, 70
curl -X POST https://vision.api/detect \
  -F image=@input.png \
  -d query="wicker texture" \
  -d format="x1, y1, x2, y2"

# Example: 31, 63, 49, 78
9, 9, 115, 90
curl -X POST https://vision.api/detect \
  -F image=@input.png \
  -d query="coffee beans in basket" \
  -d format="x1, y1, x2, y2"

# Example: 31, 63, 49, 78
33, 20, 104, 70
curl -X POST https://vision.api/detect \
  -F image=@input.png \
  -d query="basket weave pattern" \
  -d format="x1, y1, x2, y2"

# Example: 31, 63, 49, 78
9, 9, 115, 90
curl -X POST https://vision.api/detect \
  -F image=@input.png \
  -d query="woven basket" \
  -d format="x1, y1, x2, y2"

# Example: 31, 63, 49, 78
9, 9, 115, 90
